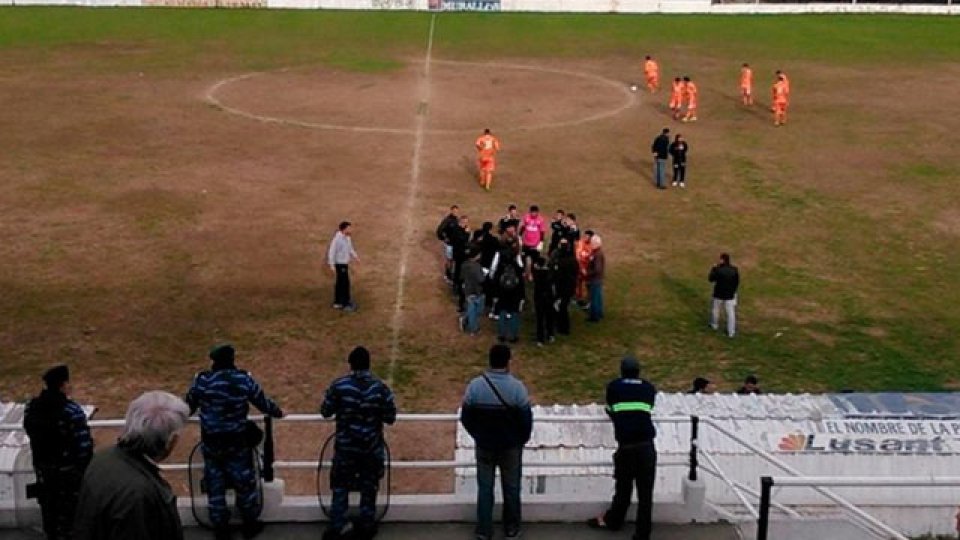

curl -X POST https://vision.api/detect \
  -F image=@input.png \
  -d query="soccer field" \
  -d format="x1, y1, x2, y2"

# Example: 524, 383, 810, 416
1, 9, 959, 415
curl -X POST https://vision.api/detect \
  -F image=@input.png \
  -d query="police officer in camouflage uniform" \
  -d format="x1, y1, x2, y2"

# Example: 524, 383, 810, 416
23, 365, 93, 540
185, 344, 284, 540
320, 346, 397, 540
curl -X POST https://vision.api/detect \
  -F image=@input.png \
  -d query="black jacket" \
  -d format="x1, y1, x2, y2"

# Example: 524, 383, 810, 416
449, 226, 471, 262
709, 263, 740, 300
436, 214, 459, 244
606, 377, 657, 445
553, 252, 579, 299
74, 445, 184, 540
651, 134, 670, 160
669, 140, 688, 164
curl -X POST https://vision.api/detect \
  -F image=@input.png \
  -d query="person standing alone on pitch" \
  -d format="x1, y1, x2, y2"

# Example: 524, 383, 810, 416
651, 128, 670, 190
185, 344, 284, 540
23, 365, 93, 540
475, 128, 501, 191
708, 252, 740, 337
328, 221, 360, 312
740, 63, 754, 106
643, 55, 660, 93
669, 133, 689, 188
460, 345, 533, 540
587, 356, 657, 540
321, 347, 397, 540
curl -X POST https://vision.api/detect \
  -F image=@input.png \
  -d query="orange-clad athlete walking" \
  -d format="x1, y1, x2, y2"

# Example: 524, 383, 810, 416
772, 75, 789, 126
669, 77, 684, 120
644, 56, 660, 93
682, 76, 698, 122
475, 128, 501, 191
740, 63, 753, 106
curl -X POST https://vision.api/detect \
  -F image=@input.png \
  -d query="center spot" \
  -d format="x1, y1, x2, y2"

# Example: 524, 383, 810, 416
209, 60, 634, 134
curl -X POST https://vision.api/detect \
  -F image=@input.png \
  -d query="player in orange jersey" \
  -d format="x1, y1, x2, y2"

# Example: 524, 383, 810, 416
681, 76, 698, 122
740, 63, 754, 106
669, 77, 684, 120
474, 128, 501, 191
772, 74, 789, 126
643, 55, 660, 93
776, 69, 791, 97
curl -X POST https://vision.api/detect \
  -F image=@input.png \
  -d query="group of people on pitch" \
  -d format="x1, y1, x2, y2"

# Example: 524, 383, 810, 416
436, 203, 607, 345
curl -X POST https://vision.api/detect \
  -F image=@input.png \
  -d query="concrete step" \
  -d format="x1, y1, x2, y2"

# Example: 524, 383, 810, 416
2, 522, 742, 540
738, 518, 880, 540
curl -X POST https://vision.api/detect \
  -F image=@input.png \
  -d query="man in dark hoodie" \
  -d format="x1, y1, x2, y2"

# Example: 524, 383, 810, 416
460, 345, 533, 540
23, 365, 93, 540
587, 356, 657, 540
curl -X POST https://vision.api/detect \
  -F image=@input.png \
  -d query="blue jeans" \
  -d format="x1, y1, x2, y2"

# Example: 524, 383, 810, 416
497, 310, 520, 340
465, 294, 485, 334
588, 282, 604, 321
654, 158, 667, 188
475, 446, 523, 538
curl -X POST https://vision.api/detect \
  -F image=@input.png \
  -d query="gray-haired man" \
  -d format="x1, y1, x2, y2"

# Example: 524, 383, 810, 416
74, 391, 189, 540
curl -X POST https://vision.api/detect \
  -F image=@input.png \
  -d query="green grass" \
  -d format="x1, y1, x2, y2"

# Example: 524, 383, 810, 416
2, 9, 960, 65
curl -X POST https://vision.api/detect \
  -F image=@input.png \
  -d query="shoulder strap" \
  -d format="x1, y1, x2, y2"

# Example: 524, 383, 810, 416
481, 374, 512, 410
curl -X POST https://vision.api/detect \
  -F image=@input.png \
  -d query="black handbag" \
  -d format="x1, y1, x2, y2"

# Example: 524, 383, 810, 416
243, 420, 264, 448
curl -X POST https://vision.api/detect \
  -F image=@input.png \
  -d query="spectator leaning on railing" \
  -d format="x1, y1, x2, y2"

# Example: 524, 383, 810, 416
460, 345, 533, 540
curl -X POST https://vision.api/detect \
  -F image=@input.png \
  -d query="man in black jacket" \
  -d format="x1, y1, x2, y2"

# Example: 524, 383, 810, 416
436, 205, 460, 282
23, 365, 93, 540
650, 127, 670, 189
460, 345, 533, 540
587, 356, 657, 540
551, 238, 579, 336
708, 252, 740, 337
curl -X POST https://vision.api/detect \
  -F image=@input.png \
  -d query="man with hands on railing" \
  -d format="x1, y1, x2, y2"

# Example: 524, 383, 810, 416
320, 346, 397, 540
587, 356, 658, 540
185, 344, 284, 540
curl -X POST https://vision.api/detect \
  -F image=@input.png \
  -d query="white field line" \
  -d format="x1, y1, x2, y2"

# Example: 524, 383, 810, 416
204, 59, 636, 136
386, 13, 437, 386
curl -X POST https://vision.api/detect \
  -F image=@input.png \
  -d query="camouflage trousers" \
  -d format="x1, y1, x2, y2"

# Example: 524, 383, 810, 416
202, 447, 259, 527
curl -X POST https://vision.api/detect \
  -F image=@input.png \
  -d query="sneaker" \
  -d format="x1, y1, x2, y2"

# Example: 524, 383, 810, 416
505, 527, 523, 539
241, 520, 266, 539
342, 304, 357, 313
586, 516, 620, 531
536, 341, 544, 348
548, 335, 556, 343
671, 181, 678, 187
679, 182, 686, 188
332, 304, 344, 310
458, 316, 466, 332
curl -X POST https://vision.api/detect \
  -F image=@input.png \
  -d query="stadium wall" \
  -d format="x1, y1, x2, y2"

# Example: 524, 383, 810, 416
0, 0, 958, 13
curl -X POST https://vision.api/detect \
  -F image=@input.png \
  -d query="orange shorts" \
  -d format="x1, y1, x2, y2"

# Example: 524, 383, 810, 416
686, 99, 698, 110
669, 96, 682, 109
741, 85, 752, 94
479, 157, 496, 172
774, 102, 788, 113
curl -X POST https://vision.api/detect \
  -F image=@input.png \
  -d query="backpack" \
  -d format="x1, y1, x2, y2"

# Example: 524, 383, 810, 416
499, 260, 521, 291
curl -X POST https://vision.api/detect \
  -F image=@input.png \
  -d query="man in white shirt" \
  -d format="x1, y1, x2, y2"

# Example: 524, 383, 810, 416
327, 221, 360, 311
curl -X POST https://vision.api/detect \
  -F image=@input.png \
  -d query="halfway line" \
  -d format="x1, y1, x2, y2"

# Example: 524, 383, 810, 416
387, 13, 437, 386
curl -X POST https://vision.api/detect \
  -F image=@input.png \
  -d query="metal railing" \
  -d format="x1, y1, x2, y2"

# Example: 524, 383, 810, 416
756, 476, 960, 540
1, 410, 935, 538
